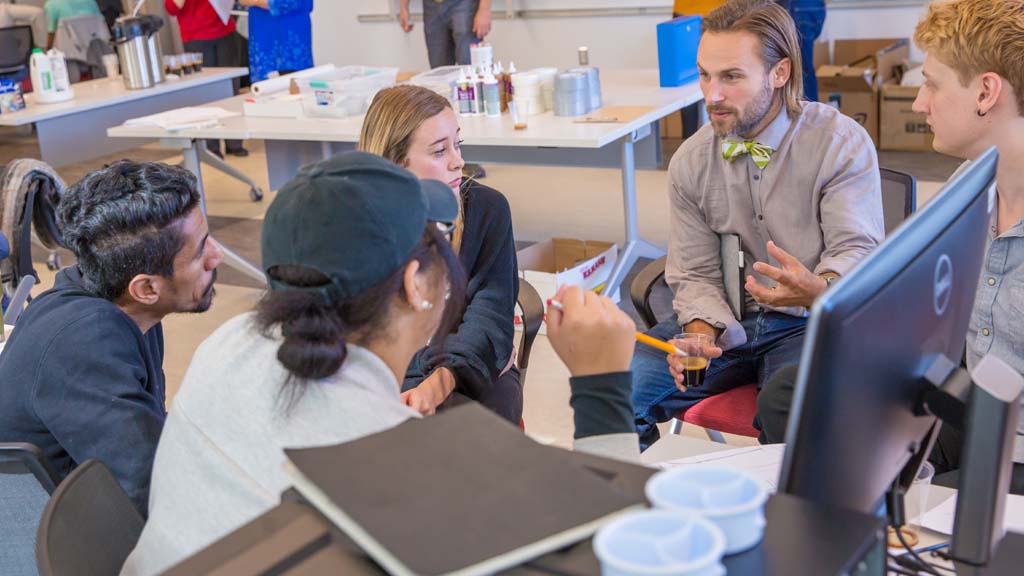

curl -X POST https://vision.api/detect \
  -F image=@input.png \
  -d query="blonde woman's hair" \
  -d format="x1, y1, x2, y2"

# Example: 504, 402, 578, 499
704, 0, 804, 117
359, 85, 466, 252
914, 0, 1024, 116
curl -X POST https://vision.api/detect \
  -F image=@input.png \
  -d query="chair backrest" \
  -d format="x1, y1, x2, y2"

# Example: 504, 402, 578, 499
0, 443, 61, 576
879, 167, 917, 235
0, 25, 33, 74
35, 460, 144, 576
515, 276, 544, 379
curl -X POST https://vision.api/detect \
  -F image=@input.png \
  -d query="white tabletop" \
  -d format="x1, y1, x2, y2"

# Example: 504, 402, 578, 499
107, 69, 703, 149
0, 67, 248, 127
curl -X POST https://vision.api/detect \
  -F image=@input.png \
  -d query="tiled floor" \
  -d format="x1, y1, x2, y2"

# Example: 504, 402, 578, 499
1, 126, 956, 450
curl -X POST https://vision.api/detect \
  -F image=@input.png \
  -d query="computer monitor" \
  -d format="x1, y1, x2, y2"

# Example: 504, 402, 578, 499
779, 147, 999, 515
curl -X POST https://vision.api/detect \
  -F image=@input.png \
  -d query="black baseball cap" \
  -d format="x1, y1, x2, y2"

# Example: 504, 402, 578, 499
261, 151, 459, 300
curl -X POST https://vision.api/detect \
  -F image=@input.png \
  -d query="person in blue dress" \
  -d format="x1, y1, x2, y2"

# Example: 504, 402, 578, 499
237, 0, 313, 82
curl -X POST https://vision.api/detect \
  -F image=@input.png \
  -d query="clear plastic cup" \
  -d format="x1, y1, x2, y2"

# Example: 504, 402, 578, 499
672, 333, 711, 389
512, 98, 530, 130
906, 461, 935, 527
645, 466, 769, 555
594, 509, 726, 576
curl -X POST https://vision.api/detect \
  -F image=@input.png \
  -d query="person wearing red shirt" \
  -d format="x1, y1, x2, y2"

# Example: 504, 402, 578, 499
165, 0, 248, 157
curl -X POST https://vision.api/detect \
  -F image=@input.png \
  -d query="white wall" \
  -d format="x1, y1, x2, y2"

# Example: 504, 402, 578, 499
311, 2, 932, 72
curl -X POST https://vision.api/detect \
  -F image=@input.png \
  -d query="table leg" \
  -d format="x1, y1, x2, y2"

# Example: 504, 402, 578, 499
182, 140, 268, 287
601, 133, 666, 298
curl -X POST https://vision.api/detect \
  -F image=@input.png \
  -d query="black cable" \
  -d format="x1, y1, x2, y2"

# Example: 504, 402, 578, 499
893, 525, 942, 576
887, 563, 922, 576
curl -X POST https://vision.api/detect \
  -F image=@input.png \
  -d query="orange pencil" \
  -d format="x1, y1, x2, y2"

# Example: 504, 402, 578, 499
548, 298, 685, 356
635, 332, 684, 356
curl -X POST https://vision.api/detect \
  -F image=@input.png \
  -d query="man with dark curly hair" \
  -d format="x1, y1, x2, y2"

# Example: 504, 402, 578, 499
0, 160, 223, 515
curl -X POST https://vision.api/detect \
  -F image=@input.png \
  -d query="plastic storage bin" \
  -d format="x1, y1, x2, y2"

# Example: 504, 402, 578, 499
296, 66, 398, 118
409, 65, 463, 105
657, 15, 701, 87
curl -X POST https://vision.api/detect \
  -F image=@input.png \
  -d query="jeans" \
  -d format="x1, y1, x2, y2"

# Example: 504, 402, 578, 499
423, 0, 480, 68
185, 33, 246, 153
631, 311, 806, 450
786, 0, 826, 103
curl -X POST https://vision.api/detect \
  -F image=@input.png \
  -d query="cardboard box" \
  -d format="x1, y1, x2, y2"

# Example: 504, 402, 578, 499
516, 238, 619, 334
880, 82, 934, 151
660, 112, 684, 140
816, 38, 909, 146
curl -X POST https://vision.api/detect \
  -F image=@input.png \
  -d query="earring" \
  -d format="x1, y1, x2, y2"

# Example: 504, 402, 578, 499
420, 300, 434, 311
977, 109, 988, 117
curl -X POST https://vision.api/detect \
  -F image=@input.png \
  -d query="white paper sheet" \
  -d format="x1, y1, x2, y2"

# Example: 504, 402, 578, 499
653, 444, 786, 492
920, 493, 1024, 535
124, 107, 237, 130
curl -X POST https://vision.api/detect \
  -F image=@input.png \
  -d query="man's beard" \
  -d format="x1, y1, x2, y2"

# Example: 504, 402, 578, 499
709, 78, 776, 139
189, 269, 217, 313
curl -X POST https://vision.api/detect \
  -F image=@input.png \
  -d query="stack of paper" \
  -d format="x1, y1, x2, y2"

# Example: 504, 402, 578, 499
123, 107, 237, 131
920, 493, 1024, 535
653, 444, 786, 492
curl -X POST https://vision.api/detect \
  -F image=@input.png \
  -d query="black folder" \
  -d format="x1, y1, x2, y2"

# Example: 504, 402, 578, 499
284, 403, 644, 576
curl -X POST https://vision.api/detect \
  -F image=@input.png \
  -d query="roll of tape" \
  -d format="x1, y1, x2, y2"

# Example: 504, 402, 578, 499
569, 67, 602, 111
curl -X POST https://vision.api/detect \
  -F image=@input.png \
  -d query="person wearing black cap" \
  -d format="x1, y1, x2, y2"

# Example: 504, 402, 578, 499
122, 152, 640, 575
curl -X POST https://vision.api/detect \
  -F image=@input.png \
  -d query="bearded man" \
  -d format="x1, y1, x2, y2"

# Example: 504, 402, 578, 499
631, 0, 884, 450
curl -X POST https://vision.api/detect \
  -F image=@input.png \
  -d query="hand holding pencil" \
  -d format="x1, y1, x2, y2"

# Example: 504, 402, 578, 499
546, 285, 636, 377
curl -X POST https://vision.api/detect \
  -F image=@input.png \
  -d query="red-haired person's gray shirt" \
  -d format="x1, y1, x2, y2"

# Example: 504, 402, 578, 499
665, 101, 884, 350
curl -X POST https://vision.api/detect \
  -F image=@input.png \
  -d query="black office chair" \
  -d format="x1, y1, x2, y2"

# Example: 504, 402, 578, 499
0, 25, 34, 83
35, 460, 144, 576
631, 167, 918, 331
0, 443, 61, 576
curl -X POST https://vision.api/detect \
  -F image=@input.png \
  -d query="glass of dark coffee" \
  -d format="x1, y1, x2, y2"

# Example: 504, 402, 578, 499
672, 333, 711, 389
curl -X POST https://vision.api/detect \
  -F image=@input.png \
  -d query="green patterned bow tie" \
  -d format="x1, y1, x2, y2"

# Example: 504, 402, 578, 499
722, 140, 774, 169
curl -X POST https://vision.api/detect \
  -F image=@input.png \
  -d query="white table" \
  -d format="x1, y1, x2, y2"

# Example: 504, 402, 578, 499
2, 67, 248, 167
107, 69, 704, 293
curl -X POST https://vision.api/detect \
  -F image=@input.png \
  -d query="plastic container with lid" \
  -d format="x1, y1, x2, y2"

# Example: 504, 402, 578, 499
645, 466, 769, 555
594, 509, 726, 576
295, 66, 398, 118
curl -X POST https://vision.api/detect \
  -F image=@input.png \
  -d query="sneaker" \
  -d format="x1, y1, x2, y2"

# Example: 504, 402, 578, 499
226, 147, 249, 157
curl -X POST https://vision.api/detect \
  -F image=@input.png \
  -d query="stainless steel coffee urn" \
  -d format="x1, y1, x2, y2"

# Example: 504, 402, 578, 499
112, 15, 165, 90
142, 15, 165, 85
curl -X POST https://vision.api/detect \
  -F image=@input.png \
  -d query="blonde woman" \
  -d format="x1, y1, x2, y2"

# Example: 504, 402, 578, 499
359, 85, 522, 423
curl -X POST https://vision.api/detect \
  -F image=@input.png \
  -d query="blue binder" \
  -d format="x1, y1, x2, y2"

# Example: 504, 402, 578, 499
657, 15, 702, 87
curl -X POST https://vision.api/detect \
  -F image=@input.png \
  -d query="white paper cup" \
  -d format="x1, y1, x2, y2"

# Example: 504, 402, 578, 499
594, 509, 726, 576
102, 54, 119, 80
646, 466, 769, 555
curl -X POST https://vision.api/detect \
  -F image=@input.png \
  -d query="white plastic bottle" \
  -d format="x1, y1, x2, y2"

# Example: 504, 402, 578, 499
483, 67, 500, 117
456, 68, 472, 116
464, 67, 479, 116
30, 48, 54, 95
472, 68, 485, 116
47, 49, 70, 92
